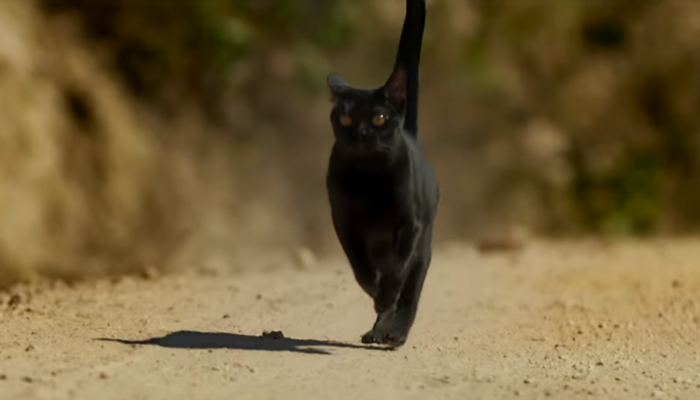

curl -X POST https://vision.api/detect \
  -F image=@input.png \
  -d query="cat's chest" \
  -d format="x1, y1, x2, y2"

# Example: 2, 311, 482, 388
329, 170, 397, 210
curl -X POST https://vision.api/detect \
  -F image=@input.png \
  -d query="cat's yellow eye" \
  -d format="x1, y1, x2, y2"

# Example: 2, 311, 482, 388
339, 115, 352, 127
372, 114, 387, 127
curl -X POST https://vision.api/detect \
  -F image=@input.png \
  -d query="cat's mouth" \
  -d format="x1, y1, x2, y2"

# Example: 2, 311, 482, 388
355, 140, 381, 152
338, 136, 388, 154
356, 142, 392, 155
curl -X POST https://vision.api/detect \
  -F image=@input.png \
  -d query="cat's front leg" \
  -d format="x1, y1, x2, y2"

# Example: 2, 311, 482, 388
374, 220, 422, 313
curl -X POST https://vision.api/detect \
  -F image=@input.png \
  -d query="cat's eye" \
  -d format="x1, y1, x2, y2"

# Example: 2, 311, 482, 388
339, 115, 353, 126
372, 114, 387, 127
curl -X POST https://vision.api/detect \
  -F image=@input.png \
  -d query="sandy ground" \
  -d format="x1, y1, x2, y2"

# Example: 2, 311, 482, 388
1, 240, 700, 400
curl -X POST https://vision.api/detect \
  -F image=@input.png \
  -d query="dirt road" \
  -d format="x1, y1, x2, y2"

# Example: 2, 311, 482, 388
2, 240, 700, 400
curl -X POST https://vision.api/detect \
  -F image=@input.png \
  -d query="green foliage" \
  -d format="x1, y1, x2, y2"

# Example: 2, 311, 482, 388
571, 150, 664, 236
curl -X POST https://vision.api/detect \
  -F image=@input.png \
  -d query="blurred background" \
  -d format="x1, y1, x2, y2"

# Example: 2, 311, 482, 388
1, 0, 699, 287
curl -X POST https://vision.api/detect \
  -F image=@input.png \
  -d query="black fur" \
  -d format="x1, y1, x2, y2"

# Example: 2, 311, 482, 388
325, 0, 439, 348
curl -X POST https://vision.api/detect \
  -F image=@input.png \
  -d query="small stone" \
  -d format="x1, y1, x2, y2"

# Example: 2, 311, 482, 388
261, 330, 285, 340
294, 247, 317, 270
140, 266, 159, 280
8, 294, 20, 308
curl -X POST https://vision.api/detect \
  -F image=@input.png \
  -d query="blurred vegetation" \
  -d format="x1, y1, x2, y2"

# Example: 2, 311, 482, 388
37, 0, 700, 237
41, 0, 358, 113
455, 0, 700, 236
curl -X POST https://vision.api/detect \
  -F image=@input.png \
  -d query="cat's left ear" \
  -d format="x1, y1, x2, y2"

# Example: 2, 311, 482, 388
383, 65, 406, 110
327, 73, 350, 102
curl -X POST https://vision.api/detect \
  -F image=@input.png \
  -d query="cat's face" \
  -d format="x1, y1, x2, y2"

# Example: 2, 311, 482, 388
327, 68, 406, 153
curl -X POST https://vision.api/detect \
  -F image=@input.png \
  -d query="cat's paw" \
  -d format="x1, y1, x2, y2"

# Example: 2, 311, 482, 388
360, 327, 408, 348
361, 312, 393, 344
361, 329, 384, 344
382, 330, 408, 348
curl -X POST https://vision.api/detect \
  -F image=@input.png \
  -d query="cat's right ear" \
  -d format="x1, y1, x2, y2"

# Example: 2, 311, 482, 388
327, 73, 350, 102
383, 65, 407, 110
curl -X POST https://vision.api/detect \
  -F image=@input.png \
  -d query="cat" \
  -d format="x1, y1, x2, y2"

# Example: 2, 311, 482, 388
325, 0, 439, 348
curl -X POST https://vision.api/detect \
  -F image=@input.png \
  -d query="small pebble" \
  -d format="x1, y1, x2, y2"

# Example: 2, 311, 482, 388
294, 247, 317, 270
140, 266, 159, 280
8, 295, 21, 308
261, 330, 285, 340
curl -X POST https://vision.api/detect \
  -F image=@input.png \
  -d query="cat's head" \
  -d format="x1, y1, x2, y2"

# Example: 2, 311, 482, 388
327, 66, 406, 153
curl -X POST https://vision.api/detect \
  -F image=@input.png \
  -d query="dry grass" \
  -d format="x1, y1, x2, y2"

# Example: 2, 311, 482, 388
0, 0, 185, 287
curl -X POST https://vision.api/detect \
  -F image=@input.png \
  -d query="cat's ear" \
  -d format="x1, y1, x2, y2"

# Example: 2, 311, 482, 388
383, 65, 406, 110
327, 73, 350, 102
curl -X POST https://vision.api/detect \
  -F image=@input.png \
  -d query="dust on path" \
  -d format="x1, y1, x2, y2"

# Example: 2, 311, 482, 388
2, 240, 700, 400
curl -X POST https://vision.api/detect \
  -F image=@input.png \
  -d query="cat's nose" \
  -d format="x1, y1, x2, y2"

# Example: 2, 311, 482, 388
358, 124, 370, 137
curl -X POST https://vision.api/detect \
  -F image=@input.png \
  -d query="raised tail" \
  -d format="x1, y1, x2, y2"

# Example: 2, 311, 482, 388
393, 0, 426, 136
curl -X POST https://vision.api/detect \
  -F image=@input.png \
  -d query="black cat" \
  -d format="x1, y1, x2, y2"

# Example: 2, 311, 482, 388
325, 0, 439, 348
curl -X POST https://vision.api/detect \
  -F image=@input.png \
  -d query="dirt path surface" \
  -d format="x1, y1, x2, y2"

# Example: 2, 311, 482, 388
2, 240, 700, 400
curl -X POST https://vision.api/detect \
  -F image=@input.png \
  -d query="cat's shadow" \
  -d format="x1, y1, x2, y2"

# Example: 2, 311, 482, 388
97, 330, 392, 355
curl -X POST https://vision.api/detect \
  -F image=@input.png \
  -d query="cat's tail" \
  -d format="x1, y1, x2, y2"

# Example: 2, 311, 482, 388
393, 0, 426, 137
